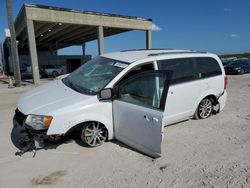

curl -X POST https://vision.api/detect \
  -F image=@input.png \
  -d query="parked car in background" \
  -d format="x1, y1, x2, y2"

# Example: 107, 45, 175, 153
40, 65, 64, 77
221, 57, 237, 66
21, 65, 45, 79
21, 65, 32, 78
224, 59, 250, 75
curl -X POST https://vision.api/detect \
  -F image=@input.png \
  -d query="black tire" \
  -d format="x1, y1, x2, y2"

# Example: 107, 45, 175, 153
194, 97, 213, 119
52, 71, 59, 78
80, 122, 108, 147
240, 69, 245, 75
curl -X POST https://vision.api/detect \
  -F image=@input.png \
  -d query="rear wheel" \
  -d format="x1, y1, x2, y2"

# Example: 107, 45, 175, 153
80, 122, 108, 147
195, 97, 213, 119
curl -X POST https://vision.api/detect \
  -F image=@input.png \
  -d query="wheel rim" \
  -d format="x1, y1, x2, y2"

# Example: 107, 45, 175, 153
81, 122, 107, 147
198, 99, 212, 119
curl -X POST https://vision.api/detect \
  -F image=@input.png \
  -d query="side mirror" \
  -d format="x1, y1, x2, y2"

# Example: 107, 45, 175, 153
98, 88, 114, 101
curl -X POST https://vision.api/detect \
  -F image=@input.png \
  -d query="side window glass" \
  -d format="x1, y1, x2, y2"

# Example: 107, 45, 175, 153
157, 58, 195, 84
117, 73, 168, 109
195, 57, 222, 78
118, 63, 154, 83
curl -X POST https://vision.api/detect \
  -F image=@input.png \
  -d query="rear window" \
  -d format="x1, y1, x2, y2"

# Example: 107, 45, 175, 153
157, 58, 195, 84
195, 57, 222, 78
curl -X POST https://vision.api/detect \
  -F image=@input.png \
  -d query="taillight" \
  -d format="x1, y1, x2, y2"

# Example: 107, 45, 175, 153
224, 76, 228, 90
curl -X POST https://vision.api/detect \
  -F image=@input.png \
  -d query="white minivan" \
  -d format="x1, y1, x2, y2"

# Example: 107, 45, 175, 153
14, 49, 227, 158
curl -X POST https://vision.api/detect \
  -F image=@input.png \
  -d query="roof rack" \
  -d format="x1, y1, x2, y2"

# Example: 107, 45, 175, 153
148, 51, 207, 56
121, 48, 174, 52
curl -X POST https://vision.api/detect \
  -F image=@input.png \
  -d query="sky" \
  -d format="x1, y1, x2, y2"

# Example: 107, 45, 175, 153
0, 0, 250, 57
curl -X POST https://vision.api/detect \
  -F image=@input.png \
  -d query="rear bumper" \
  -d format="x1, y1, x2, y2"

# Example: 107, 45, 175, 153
218, 90, 227, 112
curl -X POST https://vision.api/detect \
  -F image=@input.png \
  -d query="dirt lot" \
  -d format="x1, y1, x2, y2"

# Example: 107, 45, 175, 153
0, 75, 250, 188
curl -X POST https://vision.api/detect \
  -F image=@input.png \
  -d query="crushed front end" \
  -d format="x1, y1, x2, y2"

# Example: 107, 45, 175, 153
13, 109, 52, 155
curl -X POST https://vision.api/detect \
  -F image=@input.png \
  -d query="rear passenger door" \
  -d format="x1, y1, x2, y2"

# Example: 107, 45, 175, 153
194, 57, 223, 99
157, 58, 200, 125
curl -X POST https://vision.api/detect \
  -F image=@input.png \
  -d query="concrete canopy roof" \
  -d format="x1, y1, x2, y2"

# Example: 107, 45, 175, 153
15, 4, 153, 51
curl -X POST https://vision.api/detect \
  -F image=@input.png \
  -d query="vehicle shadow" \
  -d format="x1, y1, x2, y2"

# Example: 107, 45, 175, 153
10, 127, 84, 154
11, 127, 153, 158
111, 139, 154, 158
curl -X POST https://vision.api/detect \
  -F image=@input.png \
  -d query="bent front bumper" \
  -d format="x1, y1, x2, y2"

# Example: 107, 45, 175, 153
13, 109, 49, 148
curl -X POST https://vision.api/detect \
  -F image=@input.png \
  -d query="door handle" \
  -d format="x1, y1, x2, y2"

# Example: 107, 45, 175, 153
144, 115, 159, 123
152, 117, 159, 122
144, 115, 151, 122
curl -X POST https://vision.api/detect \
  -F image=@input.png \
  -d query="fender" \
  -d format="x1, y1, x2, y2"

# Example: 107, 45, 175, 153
47, 102, 114, 140
47, 113, 114, 140
191, 89, 218, 115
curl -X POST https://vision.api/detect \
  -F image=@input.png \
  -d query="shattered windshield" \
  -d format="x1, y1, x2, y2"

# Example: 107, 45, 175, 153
62, 56, 128, 95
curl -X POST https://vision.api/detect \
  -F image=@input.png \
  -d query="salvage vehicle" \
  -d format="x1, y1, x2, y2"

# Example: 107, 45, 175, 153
13, 49, 227, 158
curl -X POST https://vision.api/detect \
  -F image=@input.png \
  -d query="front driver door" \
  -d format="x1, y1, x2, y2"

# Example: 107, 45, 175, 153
113, 71, 172, 158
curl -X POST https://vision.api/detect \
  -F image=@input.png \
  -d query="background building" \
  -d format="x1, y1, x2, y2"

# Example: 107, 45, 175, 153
3, 4, 153, 84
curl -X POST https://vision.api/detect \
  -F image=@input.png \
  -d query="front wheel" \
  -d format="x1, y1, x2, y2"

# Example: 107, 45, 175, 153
80, 122, 108, 147
194, 98, 213, 119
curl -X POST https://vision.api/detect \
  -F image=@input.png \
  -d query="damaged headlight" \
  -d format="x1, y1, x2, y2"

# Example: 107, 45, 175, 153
25, 115, 53, 130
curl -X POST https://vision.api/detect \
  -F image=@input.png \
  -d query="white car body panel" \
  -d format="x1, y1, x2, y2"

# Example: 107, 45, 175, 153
17, 80, 114, 139
113, 100, 163, 158
163, 80, 201, 125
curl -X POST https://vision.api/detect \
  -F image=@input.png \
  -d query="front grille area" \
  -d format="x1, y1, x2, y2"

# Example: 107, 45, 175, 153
14, 108, 27, 125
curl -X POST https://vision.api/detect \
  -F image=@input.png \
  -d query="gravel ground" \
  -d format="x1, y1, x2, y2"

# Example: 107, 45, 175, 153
0, 75, 250, 188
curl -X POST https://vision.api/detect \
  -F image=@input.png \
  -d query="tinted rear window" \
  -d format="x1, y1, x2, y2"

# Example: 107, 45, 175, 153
195, 57, 222, 78
157, 58, 195, 84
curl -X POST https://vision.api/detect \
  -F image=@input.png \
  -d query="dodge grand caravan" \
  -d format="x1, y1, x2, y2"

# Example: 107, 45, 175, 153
13, 49, 227, 158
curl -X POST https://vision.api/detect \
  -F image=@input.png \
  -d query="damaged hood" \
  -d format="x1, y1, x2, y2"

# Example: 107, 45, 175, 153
17, 79, 93, 115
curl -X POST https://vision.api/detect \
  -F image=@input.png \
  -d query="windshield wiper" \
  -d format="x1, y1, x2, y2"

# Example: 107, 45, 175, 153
62, 78, 80, 92
62, 78, 94, 95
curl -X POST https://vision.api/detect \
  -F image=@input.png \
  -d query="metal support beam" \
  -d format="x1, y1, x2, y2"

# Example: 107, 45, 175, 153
37, 24, 69, 43
97, 26, 104, 55
146, 30, 152, 49
61, 27, 95, 43
26, 19, 40, 85
42, 25, 78, 43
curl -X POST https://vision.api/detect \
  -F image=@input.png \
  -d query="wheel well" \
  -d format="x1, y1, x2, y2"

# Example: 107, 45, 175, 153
194, 94, 217, 119
195, 94, 217, 113
204, 95, 217, 105
65, 121, 109, 137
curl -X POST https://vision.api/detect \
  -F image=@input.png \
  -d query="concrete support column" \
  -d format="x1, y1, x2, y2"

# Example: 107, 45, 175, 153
146, 30, 152, 49
97, 26, 104, 55
82, 43, 86, 56
27, 19, 40, 85
82, 43, 86, 64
